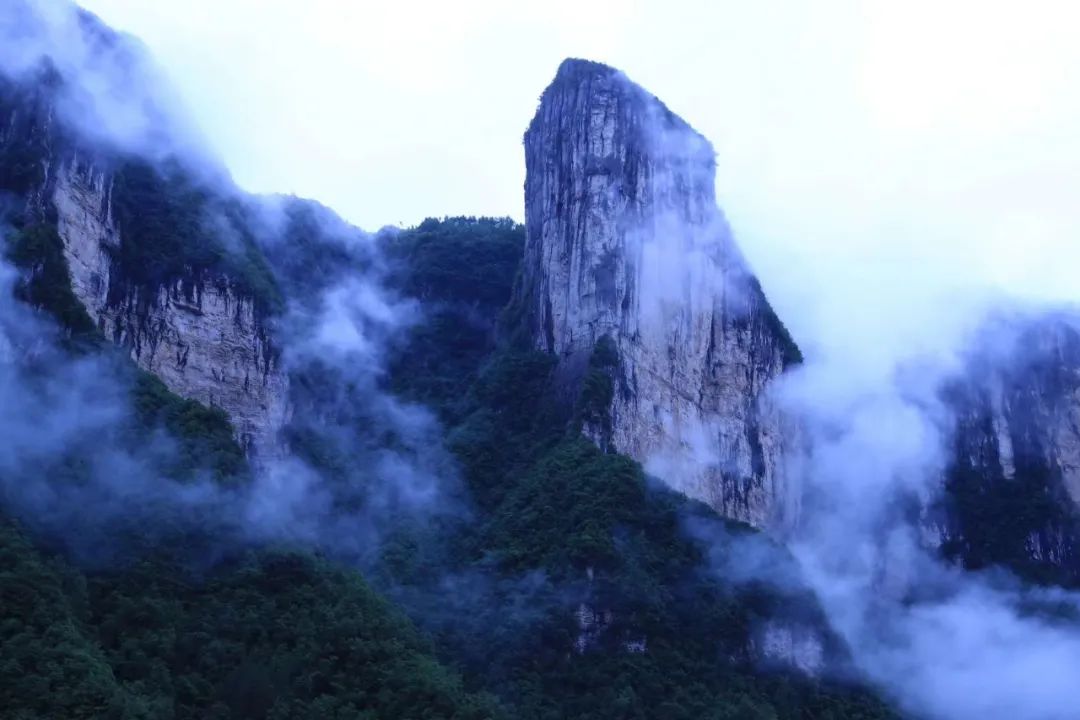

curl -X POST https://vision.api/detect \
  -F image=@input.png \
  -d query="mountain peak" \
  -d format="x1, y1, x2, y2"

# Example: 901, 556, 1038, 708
513, 59, 799, 528
532, 57, 711, 157
553, 57, 618, 81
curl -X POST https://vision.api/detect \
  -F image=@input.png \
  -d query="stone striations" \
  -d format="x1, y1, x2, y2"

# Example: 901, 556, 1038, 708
514, 59, 800, 528
50, 158, 288, 457
935, 315, 1080, 582
0, 9, 289, 459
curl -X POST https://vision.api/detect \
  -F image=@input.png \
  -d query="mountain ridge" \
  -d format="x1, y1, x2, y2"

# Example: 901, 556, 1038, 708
0, 8, 898, 713
17, 2, 1080, 718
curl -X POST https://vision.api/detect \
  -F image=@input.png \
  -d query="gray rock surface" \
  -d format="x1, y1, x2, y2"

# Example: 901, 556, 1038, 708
515, 59, 801, 528
950, 318, 1080, 497
50, 157, 289, 457
1, 7, 289, 460
935, 315, 1080, 576
756, 620, 826, 677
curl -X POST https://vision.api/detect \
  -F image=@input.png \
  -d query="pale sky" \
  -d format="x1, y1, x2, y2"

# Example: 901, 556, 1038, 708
75, 0, 1080, 355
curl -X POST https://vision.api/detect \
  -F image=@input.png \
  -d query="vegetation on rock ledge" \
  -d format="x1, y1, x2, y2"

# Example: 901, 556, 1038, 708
111, 159, 283, 315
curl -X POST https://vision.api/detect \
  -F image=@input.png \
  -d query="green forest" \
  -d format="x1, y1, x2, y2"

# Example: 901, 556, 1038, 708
1, 208, 895, 718
5, 18, 1080, 717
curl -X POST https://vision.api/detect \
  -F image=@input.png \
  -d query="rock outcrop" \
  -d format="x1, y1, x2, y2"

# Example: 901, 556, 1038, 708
51, 158, 289, 456
514, 59, 801, 528
756, 620, 826, 677
0, 10, 289, 459
934, 315, 1080, 582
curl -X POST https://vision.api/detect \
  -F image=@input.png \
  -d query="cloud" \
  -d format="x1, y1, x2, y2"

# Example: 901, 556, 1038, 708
753, 2, 1080, 702
569, 2, 1080, 715
1, 0, 213, 166
14, 1, 1080, 715
0, 193, 458, 575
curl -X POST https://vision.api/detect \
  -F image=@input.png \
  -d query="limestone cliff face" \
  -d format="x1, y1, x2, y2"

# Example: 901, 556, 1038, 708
515, 59, 800, 528
50, 158, 289, 457
0, 32, 288, 458
935, 316, 1080, 581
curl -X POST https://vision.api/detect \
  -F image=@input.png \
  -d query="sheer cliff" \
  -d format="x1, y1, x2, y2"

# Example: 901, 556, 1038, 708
0, 6, 899, 710
935, 315, 1080, 585
0, 10, 288, 457
512, 59, 801, 528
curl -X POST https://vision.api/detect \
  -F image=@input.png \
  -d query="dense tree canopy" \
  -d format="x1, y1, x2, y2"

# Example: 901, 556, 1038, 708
1, 215, 896, 719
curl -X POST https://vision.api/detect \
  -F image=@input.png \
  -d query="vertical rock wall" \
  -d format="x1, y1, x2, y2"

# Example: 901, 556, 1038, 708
936, 317, 1080, 579
515, 59, 801, 528
50, 157, 289, 457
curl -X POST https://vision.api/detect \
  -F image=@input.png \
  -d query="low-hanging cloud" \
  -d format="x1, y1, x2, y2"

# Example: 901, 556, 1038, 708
1, 0, 215, 168
0, 200, 464, 573
11, 1, 1080, 715
577, 3, 1080, 715
710, 3, 1080, 718
0, 0, 462, 560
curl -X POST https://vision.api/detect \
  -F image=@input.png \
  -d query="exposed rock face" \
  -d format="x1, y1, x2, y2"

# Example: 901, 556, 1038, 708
756, 620, 826, 677
936, 316, 1080, 582
51, 158, 289, 457
0, 12, 289, 459
573, 602, 614, 654
515, 59, 800, 528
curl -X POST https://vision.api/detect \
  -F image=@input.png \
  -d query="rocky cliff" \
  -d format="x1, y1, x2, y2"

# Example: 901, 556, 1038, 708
935, 315, 1080, 584
514, 59, 801, 528
0, 11, 289, 459
52, 158, 289, 457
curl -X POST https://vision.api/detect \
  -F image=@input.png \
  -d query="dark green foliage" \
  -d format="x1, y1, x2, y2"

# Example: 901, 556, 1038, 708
0, 72, 54, 196
384, 299, 894, 718
497, 653, 894, 720
445, 350, 563, 511
0, 520, 505, 720
110, 160, 282, 315
385, 217, 524, 419
943, 450, 1080, 587
388, 217, 524, 308
497, 266, 537, 350
86, 553, 505, 720
6, 223, 100, 342
764, 308, 803, 368
0, 520, 137, 720
392, 346, 896, 719
746, 277, 802, 367
486, 438, 651, 571
129, 371, 248, 483
254, 197, 366, 303
574, 335, 618, 443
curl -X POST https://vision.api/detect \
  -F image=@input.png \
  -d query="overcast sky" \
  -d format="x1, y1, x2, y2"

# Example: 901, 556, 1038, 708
75, 0, 1079, 355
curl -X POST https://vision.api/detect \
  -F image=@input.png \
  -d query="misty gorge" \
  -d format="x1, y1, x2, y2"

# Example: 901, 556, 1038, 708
3, 2, 1080, 719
